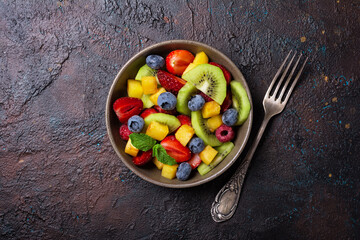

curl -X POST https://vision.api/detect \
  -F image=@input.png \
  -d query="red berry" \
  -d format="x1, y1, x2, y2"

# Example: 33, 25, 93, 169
209, 62, 232, 85
132, 149, 153, 166
119, 123, 132, 141
177, 115, 192, 127
160, 135, 191, 163
215, 124, 235, 143
140, 108, 158, 119
157, 70, 187, 94
187, 154, 202, 169
221, 90, 232, 113
113, 97, 143, 123
199, 92, 213, 102
165, 50, 195, 76
153, 105, 177, 115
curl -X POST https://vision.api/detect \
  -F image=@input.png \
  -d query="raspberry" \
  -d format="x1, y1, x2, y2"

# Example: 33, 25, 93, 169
119, 123, 133, 141
215, 124, 235, 143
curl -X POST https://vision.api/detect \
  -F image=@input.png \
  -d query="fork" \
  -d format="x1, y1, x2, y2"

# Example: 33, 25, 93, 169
211, 51, 308, 222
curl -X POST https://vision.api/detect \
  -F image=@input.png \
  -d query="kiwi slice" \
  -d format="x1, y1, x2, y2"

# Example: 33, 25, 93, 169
135, 64, 157, 81
191, 111, 222, 147
182, 64, 227, 105
176, 82, 198, 115
197, 142, 234, 175
144, 113, 180, 133
141, 94, 154, 108
230, 81, 251, 125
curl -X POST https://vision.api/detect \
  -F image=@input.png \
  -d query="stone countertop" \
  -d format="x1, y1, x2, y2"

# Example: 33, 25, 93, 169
0, 0, 359, 239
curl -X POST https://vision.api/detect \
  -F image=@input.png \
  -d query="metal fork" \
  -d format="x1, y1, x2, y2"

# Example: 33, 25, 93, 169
211, 51, 308, 222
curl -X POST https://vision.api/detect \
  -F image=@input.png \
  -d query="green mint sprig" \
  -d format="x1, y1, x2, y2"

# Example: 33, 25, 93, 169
129, 133, 157, 151
152, 144, 177, 166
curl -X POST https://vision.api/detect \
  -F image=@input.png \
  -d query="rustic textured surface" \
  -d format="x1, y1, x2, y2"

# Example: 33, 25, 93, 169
0, 0, 359, 239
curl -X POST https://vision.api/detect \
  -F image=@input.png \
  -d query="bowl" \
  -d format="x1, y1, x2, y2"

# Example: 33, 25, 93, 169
106, 40, 253, 188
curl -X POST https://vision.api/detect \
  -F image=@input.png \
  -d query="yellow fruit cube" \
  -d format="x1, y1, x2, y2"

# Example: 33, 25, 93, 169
153, 157, 164, 170
146, 121, 169, 141
193, 51, 209, 65
182, 63, 196, 76
199, 145, 218, 165
149, 87, 166, 105
207, 114, 223, 132
161, 164, 178, 179
125, 139, 139, 157
141, 76, 158, 94
127, 79, 143, 99
175, 125, 195, 146
202, 101, 221, 118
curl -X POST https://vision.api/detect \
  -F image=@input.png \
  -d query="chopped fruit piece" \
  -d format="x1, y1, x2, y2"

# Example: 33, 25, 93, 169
153, 105, 177, 115
199, 92, 213, 102
153, 157, 164, 170
127, 79, 143, 98
215, 124, 235, 142
176, 162, 192, 181
209, 62, 232, 84
175, 125, 195, 146
141, 76, 158, 94
182, 63, 196, 76
161, 135, 191, 163
141, 94, 154, 108
135, 64, 157, 81
146, 121, 169, 141
202, 101, 221, 118
113, 97, 143, 123
230, 81, 251, 125
157, 70, 186, 94
149, 87, 166, 105
125, 139, 139, 157
191, 111, 222, 147
161, 164, 179, 179
188, 154, 202, 169
207, 114, 223, 132
177, 115, 191, 127
144, 113, 180, 133
193, 51, 209, 65
119, 123, 133, 141
132, 149, 153, 166
221, 90, 232, 113
166, 50, 195, 76
140, 108, 158, 119
146, 55, 165, 69
199, 145, 218, 165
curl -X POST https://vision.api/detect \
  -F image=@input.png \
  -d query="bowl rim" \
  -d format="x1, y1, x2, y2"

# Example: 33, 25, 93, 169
106, 39, 253, 188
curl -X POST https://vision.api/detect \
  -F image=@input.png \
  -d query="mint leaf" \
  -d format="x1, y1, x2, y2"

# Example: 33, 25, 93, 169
152, 144, 177, 166
129, 133, 157, 151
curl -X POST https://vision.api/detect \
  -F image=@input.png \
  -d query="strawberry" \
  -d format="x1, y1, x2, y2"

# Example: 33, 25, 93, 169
157, 70, 186, 94
165, 50, 195, 76
140, 108, 158, 119
132, 149, 153, 166
221, 90, 232, 113
187, 154, 202, 169
153, 105, 177, 115
177, 115, 191, 127
209, 62, 231, 85
199, 92, 213, 102
119, 123, 133, 141
113, 97, 143, 123
160, 135, 191, 163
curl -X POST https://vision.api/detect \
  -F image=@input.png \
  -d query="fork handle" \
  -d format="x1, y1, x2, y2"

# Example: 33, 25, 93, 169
211, 116, 271, 222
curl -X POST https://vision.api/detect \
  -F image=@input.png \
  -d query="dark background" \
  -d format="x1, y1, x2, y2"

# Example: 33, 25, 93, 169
0, 0, 359, 239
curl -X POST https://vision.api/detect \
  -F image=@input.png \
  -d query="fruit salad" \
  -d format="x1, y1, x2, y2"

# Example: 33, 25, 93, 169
113, 50, 250, 181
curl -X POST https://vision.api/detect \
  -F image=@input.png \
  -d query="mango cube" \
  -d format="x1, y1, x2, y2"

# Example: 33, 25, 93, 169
141, 76, 158, 94
150, 87, 166, 105
125, 139, 139, 157
193, 51, 209, 65
146, 121, 169, 141
202, 101, 221, 118
153, 157, 164, 170
175, 125, 195, 146
199, 145, 218, 165
127, 79, 143, 99
161, 164, 179, 179
207, 114, 223, 132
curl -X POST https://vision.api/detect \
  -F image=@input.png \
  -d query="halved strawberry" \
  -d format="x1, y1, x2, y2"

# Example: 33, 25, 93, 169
221, 90, 232, 113
132, 149, 153, 166
140, 108, 158, 119
119, 123, 133, 141
187, 154, 202, 169
209, 62, 231, 85
160, 135, 191, 163
199, 92, 214, 102
177, 115, 191, 127
153, 105, 177, 115
113, 97, 143, 123
157, 70, 186, 94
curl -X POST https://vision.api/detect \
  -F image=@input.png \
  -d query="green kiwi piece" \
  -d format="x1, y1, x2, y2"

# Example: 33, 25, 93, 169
144, 113, 180, 133
141, 94, 154, 108
176, 82, 198, 116
135, 64, 157, 81
191, 111, 222, 147
197, 142, 234, 175
230, 81, 251, 125
182, 64, 227, 105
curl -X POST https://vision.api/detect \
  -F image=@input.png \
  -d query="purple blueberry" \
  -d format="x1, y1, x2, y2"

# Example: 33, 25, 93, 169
146, 55, 165, 70
176, 162, 192, 181
188, 94, 205, 111
222, 108, 238, 126
127, 115, 144, 133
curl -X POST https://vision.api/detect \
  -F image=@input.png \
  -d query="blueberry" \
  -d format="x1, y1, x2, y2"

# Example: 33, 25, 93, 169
157, 92, 177, 110
176, 162, 192, 181
188, 137, 205, 153
222, 108, 238, 126
146, 55, 165, 70
127, 115, 144, 133
188, 94, 205, 111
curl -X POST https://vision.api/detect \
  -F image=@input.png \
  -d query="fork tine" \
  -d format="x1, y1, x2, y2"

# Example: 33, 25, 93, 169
265, 51, 292, 98
282, 56, 309, 104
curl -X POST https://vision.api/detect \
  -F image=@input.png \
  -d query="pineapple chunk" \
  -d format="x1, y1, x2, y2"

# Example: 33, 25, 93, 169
202, 101, 221, 118
127, 79, 143, 99
199, 145, 218, 165
149, 87, 166, 105
207, 114, 223, 132
193, 51, 209, 65
161, 164, 178, 179
141, 76, 158, 94
125, 139, 139, 157
153, 157, 164, 170
146, 121, 169, 141
175, 125, 195, 146
182, 63, 196, 76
